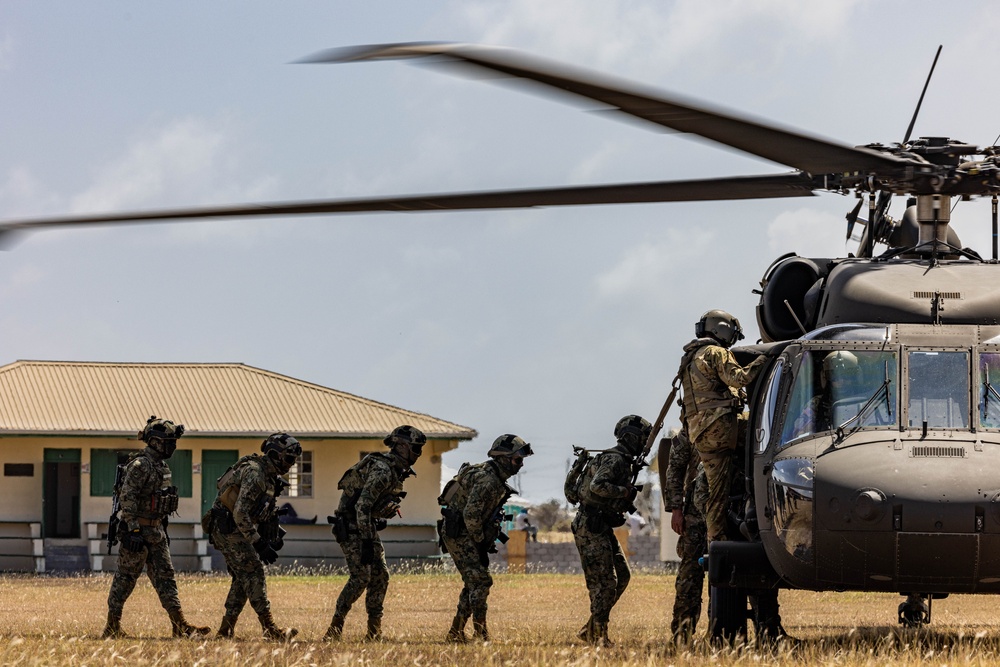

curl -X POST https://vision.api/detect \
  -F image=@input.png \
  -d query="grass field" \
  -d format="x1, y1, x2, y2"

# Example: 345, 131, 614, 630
3, 572, 1000, 665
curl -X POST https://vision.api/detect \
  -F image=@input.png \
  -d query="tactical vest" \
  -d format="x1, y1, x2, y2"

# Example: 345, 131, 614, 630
576, 450, 628, 512
216, 454, 268, 514
118, 449, 175, 520
336, 452, 403, 518
439, 460, 513, 517
680, 339, 741, 417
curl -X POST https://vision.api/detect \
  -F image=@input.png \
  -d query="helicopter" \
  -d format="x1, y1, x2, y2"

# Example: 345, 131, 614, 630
6, 42, 1000, 637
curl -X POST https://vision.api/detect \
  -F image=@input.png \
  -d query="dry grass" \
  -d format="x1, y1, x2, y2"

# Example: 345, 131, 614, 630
3, 572, 1000, 665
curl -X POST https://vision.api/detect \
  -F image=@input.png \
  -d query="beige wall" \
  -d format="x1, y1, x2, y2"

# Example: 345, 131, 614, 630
0, 435, 462, 530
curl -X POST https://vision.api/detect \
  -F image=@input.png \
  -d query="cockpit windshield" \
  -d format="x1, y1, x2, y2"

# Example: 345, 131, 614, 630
979, 352, 1000, 428
908, 351, 969, 429
781, 349, 897, 444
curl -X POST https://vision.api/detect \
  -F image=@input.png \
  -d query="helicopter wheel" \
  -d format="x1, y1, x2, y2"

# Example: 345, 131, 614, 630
897, 593, 931, 628
708, 584, 749, 644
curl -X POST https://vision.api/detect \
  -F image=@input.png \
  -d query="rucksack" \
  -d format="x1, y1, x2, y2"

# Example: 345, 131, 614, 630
563, 446, 593, 506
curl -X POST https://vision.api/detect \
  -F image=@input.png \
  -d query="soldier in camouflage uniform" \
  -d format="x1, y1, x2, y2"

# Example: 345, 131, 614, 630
324, 425, 425, 641
680, 310, 765, 544
439, 434, 533, 643
203, 433, 301, 641
102, 416, 210, 639
571, 415, 650, 647
660, 426, 708, 643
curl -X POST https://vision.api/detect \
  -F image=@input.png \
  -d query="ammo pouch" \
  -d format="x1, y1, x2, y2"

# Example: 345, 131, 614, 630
583, 505, 626, 533
151, 486, 180, 516
441, 507, 465, 538
329, 513, 360, 542
211, 506, 237, 534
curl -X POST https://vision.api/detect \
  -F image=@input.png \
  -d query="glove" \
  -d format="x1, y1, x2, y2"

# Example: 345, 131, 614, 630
121, 528, 145, 552
360, 539, 375, 565
253, 537, 279, 565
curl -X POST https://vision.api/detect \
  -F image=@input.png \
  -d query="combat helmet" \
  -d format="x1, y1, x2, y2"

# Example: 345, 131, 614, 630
138, 415, 185, 458
613, 415, 651, 456
696, 309, 745, 348
384, 424, 426, 466
488, 434, 534, 476
822, 350, 860, 387
261, 433, 302, 474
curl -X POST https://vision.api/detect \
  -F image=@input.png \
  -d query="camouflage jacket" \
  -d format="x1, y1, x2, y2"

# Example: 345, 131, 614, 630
214, 453, 283, 545
336, 451, 411, 540
119, 446, 173, 528
578, 446, 631, 515
681, 338, 764, 441
445, 460, 514, 544
663, 429, 700, 514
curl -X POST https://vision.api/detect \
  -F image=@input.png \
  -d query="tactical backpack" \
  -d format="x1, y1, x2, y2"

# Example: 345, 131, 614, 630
563, 446, 592, 506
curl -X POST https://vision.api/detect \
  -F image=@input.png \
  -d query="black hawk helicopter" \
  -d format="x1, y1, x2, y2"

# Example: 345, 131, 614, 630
5, 43, 1000, 635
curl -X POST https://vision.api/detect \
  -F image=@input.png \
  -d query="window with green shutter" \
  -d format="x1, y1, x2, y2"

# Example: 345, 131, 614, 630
90, 449, 137, 497
167, 450, 193, 498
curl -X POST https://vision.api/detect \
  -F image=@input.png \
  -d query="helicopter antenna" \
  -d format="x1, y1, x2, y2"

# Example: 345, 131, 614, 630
903, 45, 942, 144
860, 45, 943, 258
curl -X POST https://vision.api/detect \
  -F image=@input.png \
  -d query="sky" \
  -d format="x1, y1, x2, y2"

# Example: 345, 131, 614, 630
3, 1, 1000, 503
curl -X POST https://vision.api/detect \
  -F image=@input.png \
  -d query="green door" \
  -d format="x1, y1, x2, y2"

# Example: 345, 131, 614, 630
201, 450, 239, 517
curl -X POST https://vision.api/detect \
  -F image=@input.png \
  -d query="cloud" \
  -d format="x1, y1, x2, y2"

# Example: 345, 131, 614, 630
0, 167, 59, 216
595, 226, 716, 303
69, 115, 270, 214
767, 206, 851, 258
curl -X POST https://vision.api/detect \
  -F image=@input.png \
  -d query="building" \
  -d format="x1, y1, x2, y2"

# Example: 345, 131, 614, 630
0, 360, 476, 572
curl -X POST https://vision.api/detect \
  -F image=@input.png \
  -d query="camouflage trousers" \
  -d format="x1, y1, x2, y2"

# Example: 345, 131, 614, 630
334, 534, 389, 620
107, 525, 181, 616
671, 507, 706, 637
571, 510, 630, 624
442, 533, 492, 622
693, 412, 746, 543
211, 529, 270, 619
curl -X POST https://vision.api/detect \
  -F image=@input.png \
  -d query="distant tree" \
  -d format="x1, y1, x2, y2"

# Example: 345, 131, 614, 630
532, 499, 574, 532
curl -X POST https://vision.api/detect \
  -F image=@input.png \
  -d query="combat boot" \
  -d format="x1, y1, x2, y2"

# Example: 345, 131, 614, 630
364, 615, 382, 641
323, 613, 346, 641
258, 610, 298, 641
217, 614, 239, 638
590, 621, 613, 648
445, 613, 469, 643
577, 615, 594, 642
472, 615, 489, 642
101, 611, 127, 639
168, 609, 211, 638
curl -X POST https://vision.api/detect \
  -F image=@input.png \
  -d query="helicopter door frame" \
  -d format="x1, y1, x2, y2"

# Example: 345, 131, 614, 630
753, 356, 787, 454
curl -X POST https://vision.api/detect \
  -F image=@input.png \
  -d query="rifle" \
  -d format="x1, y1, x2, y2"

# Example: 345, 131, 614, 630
482, 486, 515, 552
254, 477, 289, 551
622, 376, 682, 513
104, 463, 126, 554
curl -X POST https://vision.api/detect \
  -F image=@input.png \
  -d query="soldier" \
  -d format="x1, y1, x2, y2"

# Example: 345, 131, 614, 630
661, 427, 708, 643
679, 309, 766, 544
571, 415, 650, 647
439, 434, 533, 643
324, 425, 425, 641
203, 433, 301, 640
102, 416, 210, 639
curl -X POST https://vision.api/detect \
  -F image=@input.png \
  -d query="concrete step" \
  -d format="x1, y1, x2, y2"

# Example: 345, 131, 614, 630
45, 544, 90, 571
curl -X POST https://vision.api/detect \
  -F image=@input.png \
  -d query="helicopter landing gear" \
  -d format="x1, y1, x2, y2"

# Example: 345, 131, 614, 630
897, 593, 931, 628
708, 585, 748, 644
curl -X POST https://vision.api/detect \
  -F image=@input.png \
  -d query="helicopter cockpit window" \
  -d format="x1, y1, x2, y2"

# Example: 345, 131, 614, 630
908, 351, 970, 429
755, 358, 785, 453
780, 349, 897, 445
980, 352, 1000, 429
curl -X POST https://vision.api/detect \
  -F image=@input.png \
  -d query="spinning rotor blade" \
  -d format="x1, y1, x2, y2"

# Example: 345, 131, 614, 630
0, 173, 817, 236
304, 42, 917, 177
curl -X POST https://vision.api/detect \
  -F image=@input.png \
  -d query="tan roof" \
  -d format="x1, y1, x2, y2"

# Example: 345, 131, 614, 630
0, 360, 477, 439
